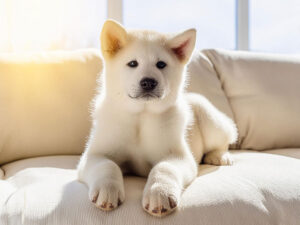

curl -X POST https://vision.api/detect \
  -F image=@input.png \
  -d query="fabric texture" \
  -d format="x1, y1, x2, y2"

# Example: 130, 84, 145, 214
264, 149, 300, 159
203, 49, 300, 150
0, 49, 102, 164
1, 152, 300, 225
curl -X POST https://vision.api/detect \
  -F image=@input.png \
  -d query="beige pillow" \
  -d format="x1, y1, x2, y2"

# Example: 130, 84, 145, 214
187, 51, 237, 149
187, 51, 235, 120
0, 49, 102, 164
204, 49, 300, 150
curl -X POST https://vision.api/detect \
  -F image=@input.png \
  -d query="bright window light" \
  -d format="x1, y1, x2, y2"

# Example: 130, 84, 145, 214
123, 0, 236, 50
250, 0, 300, 53
0, 0, 106, 52
1, 0, 299, 53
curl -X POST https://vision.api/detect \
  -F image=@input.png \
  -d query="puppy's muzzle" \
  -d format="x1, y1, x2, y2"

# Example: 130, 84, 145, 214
128, 77, 162, 100
140, 78, 158, 91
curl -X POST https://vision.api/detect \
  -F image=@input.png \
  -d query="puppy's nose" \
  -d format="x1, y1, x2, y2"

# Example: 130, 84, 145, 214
140, 78, 158, 91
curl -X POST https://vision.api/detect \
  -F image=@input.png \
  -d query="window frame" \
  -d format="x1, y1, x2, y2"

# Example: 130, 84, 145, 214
107, 0, 249, 51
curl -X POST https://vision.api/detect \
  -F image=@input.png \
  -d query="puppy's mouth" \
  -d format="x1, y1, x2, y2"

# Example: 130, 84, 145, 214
128, 92, 161, 101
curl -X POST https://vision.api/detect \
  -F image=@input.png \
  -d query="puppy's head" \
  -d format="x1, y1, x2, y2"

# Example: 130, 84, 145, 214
101, 20, 196, 111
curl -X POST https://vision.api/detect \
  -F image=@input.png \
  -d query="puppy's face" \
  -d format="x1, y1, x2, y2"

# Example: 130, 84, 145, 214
120, 40, 173, 101
101, 20, 196, 110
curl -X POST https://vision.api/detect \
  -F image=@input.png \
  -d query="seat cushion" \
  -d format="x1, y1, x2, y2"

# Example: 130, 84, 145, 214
203, 49, 300, 150
0, 151, 300, 225
264, 148, 300, 159
0, 49, 102, 164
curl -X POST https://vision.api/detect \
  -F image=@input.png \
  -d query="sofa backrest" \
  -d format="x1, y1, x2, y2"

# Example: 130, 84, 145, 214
197, 49, 300, 150
0, 49, 101, 164
1, 48, 300, 164
187, 52, 235, 120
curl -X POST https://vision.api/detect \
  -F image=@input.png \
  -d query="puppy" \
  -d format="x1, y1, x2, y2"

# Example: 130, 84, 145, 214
77, 20, 237, 217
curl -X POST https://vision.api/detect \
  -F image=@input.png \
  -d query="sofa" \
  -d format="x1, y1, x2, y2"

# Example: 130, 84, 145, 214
0, 48, 299, 225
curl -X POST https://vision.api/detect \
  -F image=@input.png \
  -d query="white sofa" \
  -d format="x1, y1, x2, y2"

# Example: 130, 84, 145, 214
0, 49, 300, 225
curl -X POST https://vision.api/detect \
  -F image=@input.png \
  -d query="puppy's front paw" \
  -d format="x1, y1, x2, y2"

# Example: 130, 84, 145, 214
89, 180, 125, 211
204, 151, 233, 166
142, 183, 180, 217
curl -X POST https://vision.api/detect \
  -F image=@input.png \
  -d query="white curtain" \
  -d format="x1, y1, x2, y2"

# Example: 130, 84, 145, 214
0, 0, 106, 52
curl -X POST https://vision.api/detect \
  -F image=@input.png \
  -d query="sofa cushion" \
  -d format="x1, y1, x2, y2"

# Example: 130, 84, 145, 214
0, 49, 102, 164
204, 49, 300, 150
1, 155, 79, 178
187, 51, 235, 121
264, 149, 300, 159
0, 151, 299, 225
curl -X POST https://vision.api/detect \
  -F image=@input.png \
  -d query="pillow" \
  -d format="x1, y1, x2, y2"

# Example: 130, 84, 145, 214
0, 49, 102, 164
187, 51, 235, 120
204, 49, 300, 150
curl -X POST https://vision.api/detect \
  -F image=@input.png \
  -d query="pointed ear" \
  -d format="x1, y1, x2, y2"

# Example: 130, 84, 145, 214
168, 29, 196, 63
100, 20, 128, 58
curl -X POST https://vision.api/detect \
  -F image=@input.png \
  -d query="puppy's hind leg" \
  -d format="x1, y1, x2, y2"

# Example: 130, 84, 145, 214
186, 93, 238, 166
203, 145, 233, 166
77, 153, 125, 211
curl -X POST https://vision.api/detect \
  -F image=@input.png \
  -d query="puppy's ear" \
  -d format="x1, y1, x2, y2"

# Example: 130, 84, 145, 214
168, 29, 196, 63
101, 20, 127, 58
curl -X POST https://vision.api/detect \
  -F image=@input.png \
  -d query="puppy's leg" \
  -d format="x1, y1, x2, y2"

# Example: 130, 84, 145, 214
186, 93, 237, 166
203, 145, 233, 166
77, 153, 125, 211
142, 153, 197, 217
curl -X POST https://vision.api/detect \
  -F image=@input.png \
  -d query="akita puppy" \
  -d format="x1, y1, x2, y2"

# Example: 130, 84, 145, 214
77, 20, 237, 217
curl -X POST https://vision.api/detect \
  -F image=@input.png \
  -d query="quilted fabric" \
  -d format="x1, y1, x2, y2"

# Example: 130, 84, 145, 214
0, 151, 300, 225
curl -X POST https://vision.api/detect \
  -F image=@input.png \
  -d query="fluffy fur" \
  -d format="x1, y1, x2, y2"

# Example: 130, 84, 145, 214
77, 20, 237, 217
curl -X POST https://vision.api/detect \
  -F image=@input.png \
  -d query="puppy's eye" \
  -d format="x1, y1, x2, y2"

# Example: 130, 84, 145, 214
156, 61, 167, 69
127, 60, 138, 68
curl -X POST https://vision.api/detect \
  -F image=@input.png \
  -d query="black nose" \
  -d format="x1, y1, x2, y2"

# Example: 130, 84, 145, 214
140, 78, 158, 91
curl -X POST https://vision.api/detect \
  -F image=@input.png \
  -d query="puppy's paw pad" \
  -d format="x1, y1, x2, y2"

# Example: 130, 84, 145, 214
168, 196, 178, 209
89, 182, 124, 211
143, 189, 179, 217
204, 152, 233, 166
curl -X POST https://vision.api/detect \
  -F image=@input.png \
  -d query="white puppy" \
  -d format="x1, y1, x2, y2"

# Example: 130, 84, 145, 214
77, 20, 237, 217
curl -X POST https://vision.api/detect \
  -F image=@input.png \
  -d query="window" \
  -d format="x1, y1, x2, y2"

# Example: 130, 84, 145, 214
249, 0, 300, 54
0, 0, 299, 53
0, 0, 106, 52
123, 0, 236, 50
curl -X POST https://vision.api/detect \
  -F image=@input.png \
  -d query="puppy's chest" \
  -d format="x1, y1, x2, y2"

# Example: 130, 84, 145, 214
130, 117, 164, 149
123, 114, 172, 162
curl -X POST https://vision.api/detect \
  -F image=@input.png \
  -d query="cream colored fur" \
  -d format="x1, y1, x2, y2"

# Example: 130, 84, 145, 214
77, 20, 237, 217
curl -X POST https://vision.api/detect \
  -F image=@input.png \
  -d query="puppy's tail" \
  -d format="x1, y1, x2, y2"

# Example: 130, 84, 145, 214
185, 92, 238, 145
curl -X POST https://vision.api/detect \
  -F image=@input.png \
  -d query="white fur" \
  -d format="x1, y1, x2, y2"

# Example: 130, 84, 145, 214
77, 20, 237, 217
